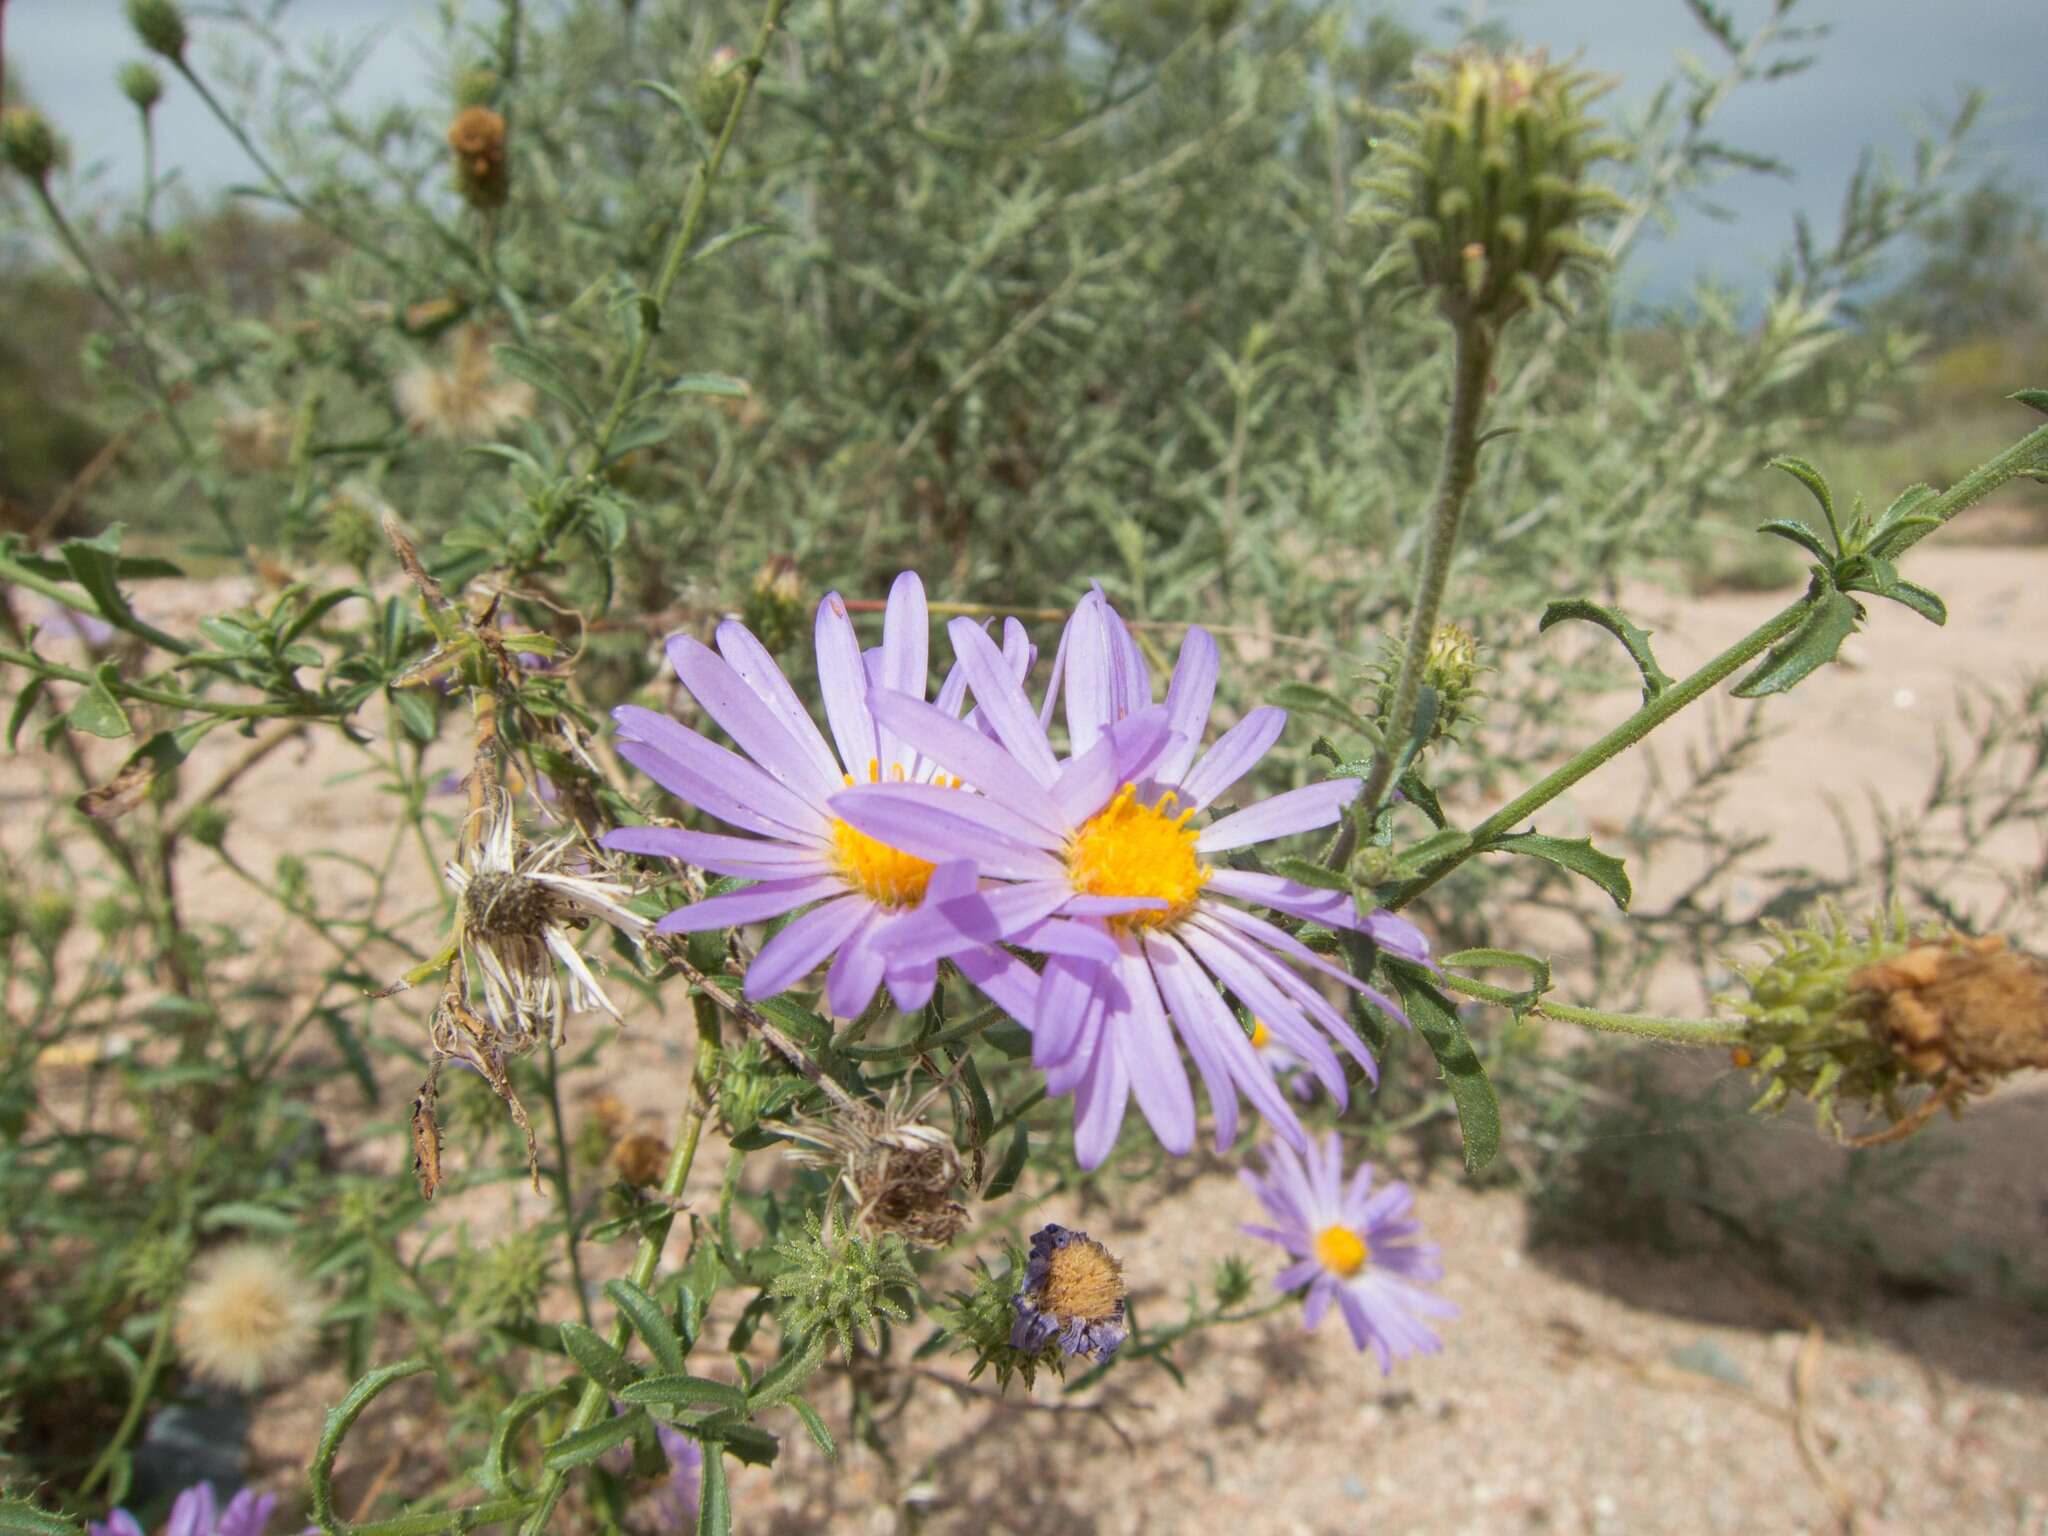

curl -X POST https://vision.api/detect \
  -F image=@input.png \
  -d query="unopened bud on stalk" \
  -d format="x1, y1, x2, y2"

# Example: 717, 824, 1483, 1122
1368, 621, 1487, 749
125, 0, 190, 63
1357, 49, 1626, 324
446, 106, 510, 210
118, 62, 166, 114
1, 109, 62, 184
742, 555, 806, 656
695, 46, 746, 128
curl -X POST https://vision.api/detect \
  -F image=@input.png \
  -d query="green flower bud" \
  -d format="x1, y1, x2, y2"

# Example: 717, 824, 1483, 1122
118, 61, 166, 113
1212, 1253, 1255, 1309
740, 555, 806, 658
317, 496, 382, 575
1, 108, 62, 184
125, 0, 190, 62
184, 803, 231, 849
1366, 622, 1488, 750
694, 46, 745, 129
1357, 50, 1628, 323
24, 889, 76, 951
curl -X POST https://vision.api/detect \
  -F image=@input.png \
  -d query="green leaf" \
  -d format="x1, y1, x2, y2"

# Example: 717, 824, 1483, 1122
310, 1359, 431, 1533
688, 223, 779, 266
1753, 517, 1832, 562
53, 526, 190, 653
1733, 588, 1862, 698
198, 1201, 299, 1234
542, 1410, 645, 1471
1488, 831, 1632, 911
1442, 947, 1553, 992
1874, 577, 1946, 626
9, 677, 47, 751
1867, 483, 1938, 552
1539, 598, 1675, 702
1395, 770, 1444, 827
984, 1124, 1029, 1199
603, 412, 676, 464
1265, 856, 1349, 893
478, 1384, 571, 1497
0, 1497, 81, 1535
1768, 455, 1841, 548
389, 688, 437, 743
618, 1373, 747, 1412
492, 344, 593, 426
1389, 964, 1500, 1172
67, 669, 131, 739
666, 372, 753, 399
561, 1322, 639, 1393
747, 1334, 828, 1408
1266, 681, 1373, 737
2010, 387, 2048, 416
790, 1396, 837, 1459
605, 1279, 687, 1374
696, 1446, 731, 1536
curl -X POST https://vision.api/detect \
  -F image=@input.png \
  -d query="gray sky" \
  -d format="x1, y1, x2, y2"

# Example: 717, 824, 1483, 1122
9, 0, 2044, 300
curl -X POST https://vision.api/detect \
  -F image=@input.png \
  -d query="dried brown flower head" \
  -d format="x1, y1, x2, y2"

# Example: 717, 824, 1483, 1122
447, 105, 510, 209
395, 326, 536, 441
611, 1131, 672, 1187
173, 1243, 323, 1391
1851, 933, 2048, 1085
218, 406, 291, 474
780, 1088, 968, 1246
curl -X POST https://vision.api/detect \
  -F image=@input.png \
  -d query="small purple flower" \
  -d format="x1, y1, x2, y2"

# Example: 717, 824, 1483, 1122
39, 601, 116, 647
91, 1484, 280, 1536
649, 1425, 702, 1529
1241, 1133, 1455, 1372
602, 572, 1099, 1021
1009, 1223, 1126, 1362
833, 587, 1431, 1165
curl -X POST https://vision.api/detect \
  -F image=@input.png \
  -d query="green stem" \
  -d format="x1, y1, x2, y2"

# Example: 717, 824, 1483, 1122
517, 1007, 719, 1536
74, 1305, 172, 1501
0, 644, 327, 720
1353, 316, 1495, 823
1434, 968, 1748, 1046
1890, 417, 2048, 556
540, 1043, 594, 1330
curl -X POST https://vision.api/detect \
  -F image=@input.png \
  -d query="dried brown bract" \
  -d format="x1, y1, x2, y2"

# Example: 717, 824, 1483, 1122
779, 1088, 969, 1246
447, 105, 510, 209
1852, 933, 2048, 1085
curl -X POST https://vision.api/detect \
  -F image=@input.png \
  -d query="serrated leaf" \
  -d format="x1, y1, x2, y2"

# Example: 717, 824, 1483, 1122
67, 671, 131, 739
561, 1322, 639, 1393
542, 1410, 645, 1471
0, 1497, 81, 1535
1733, 588, 1862, 698
605, 1279, 687, 1374
1390, 964, 1500, 1172
1768, 456, 1840, 547
618, 1373, 747, 1412
1395, 770, 1444, 828
1539, 598, 1675, 702
1488, 831, 1632, 910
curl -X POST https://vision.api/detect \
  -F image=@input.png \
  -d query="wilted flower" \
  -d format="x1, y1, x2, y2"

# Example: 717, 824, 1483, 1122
778, 1085, 968, 1246
217, 407, 290, 474
446, 105, 509, 209
1010, 1223, 1126, 1362
172, 1243, 322, 1392
601, 571, 1071, 1020
835, 588, 1430, 1165
90, 1484, 279, 1536
1242, 1134, 1453, 1372
394, 326, 535, 440
444, 786, 647, 1050
1852, 932, 2048, 1086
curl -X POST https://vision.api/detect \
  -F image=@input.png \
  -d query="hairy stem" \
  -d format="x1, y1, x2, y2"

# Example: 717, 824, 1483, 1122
1353, 315, 1496, 822
540, 1044, 594, 1330
74, 1305, 172, 1501
1434, 969, 1748, 1046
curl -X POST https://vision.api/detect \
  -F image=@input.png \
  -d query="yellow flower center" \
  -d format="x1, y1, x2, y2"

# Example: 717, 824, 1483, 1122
1314, 1223, 1369, 1278
1064, 783, 1208, 932
828, 759, 957, 909
1040, 1237, 1125, 1322
1249, 1018, 1272, 1049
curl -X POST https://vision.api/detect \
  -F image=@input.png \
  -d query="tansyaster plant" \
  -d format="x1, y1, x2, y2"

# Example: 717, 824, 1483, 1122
601, 572, 1107, 1020
89, 1484, 280, 1536
1241, 1133, 1455, 1371
831, 588, 1431, 1165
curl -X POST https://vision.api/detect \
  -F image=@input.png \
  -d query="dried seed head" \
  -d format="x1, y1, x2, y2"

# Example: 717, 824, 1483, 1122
396, 326, 535, 441
447, 106, 510, 209
780, 1091, 969, 1246
612, 1131, 671, 1187
218, 406, 290, 474
173, 1243, 323, 1391
1851, 934, 2048, 1084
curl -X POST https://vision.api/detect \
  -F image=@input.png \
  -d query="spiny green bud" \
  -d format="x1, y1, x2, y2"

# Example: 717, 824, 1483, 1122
24, 890, 76, 951
1357, 49, 1627, 324
936, 1245, 1061, 1391
456, 1230, 555, 1330
1, 108, 62, 184
1212, 1253, 1256, 1309
118, 62, 166, 113
184, 802, 231, 849
125, 0, 190, 62
740, 555, 806, 658
1366, 622, 1489, 750
694, 46, 745, 129
767, 1211, 914, 1360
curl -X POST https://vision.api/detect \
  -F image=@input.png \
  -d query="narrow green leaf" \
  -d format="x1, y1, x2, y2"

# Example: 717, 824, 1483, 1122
790, 1396, 837, 1459
1266, 681, 1373, 737
1539, 598, 1675, 702
198, 1201, 299, 1234
1488, 831, 1632, 910
617, 1373, 747, 1412
688, 223, 779, 266
1265, 856, 1349, 893
1768, 455, 1840, 548
478, 1384, 570, 1497
983, 1124, 1028, 1199
492, 344, 593, 426
666, 372, 752, 398
2010, 387, 2048, 416
542, 1410, 644, 1471
560, 1322, 639, 1393
604, 1279, 687, 1374
1442, 947, 1553, 994
1733, 588, 1863, 698
389, 688, 437, 743
1395, 770, 1444, 828
1877, 578, 1946, 626
9, 677, 47, 751
1389, 964, 1501, 1172
1753, 517, 1832, 562
747, 1334, 827, 1408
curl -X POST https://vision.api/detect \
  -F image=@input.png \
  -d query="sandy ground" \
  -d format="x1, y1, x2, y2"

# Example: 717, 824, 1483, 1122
8, 531, 2045, 1536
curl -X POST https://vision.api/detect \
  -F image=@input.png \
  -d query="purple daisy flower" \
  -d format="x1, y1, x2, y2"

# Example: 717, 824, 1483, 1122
1009, 1223, 1126, 1361
829, 589, 1431, 1165
1249, 1016, 1321, 1103
1241, 1133, 1455, 1372
91, 1484, 281, 1536
601, 572, 1104, 1021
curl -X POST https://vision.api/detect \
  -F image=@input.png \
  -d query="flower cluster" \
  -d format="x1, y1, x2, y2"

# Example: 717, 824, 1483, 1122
610, 572, 1453, 1361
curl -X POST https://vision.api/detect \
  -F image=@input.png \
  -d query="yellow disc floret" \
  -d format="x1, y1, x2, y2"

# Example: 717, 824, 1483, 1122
1249, 1018, 1272, 1049
831, 820, 935, 909
1065, 783, 1208, 931
1313, 1223, 1369, 1278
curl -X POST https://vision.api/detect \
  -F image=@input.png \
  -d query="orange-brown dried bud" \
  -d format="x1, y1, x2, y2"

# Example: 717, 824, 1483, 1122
1851, 934, 2048, 1084
611, 1131, 671, 1188
447, 106, 509, 210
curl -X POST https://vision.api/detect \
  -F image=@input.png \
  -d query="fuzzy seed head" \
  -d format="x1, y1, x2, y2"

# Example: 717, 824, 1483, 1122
395, 326, 535, 440
173, 1243, 323, 1391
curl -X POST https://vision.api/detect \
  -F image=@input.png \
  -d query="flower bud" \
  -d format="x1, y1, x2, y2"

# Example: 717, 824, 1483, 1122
184, 802, 232, 849
694, 46, 745, 128
446, 106, 509, 210
1, 109, 62, 184
118, 62, 166, 114
1367, 621, 1488, 749
87, 896, 130, 940
741, 556, 806, 657
125, 0, 190, 62
1357, 49, 1627, 324
454, 67, 501, 111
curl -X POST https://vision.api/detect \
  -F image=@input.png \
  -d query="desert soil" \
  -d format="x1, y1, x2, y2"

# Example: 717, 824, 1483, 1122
9, 532, 2045, 1536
